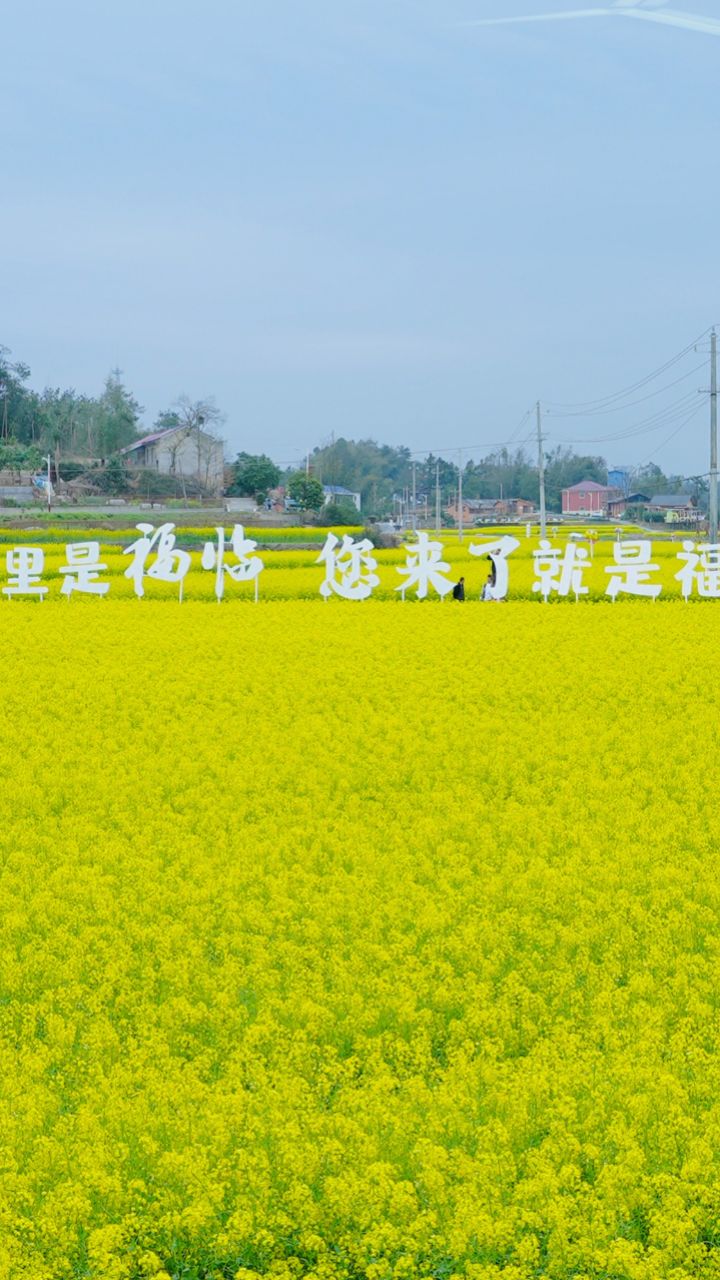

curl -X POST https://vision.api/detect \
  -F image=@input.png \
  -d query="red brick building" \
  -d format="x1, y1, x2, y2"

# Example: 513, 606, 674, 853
561, 480, 620, 516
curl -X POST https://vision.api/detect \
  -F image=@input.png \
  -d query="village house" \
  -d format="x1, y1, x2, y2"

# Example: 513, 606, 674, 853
561, 480, 621, 516
606, 492, 650, 518
646, 494, 701, 524
322, 484, 362, 511
447, 496, 535, 524
120, 426, 225, 496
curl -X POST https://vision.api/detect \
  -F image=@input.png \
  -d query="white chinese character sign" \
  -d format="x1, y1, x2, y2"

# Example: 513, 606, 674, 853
124, 523, 192, 601
202, 526, 264, 601
396, 533, 453, 600
3, 547, 47, 599
532, 540, 589, 602
469, 536, 519, 600
317, 534, 379, 600
7, 529, 720, 605
59, 542, 109, 597
605, 540, 661, 600
676, 542, 720, 599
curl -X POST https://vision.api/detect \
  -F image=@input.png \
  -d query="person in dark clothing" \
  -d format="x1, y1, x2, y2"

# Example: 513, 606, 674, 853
452, 576, 465, 601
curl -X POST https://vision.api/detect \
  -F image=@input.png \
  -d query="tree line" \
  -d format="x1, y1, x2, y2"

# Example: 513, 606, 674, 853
281, 438, 699, 519
1, 344, 699, 513
0, 345, 223, 494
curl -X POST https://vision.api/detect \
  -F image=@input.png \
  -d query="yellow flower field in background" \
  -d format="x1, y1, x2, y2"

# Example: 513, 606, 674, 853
3, 601, 720, 1278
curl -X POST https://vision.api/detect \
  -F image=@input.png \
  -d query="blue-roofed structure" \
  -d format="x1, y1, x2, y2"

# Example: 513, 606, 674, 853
322, 484, 361, 511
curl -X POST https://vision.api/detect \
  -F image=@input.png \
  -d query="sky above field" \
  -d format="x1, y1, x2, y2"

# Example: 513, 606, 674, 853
2, 0, 718, 473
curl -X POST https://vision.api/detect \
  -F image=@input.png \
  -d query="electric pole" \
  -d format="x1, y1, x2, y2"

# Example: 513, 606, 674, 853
710, 329, 718, 544
536, 401, 546, 538
435, 460, 441, 533
411, 461, 417, 533
457, 450, 464, 543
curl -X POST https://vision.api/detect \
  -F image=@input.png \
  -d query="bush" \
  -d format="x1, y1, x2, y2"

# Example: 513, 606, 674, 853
362, 523, 400, 549
287, 473, 324, 512
96, 455, 129, 496
0, 442, 43, 476
128, 469, 208, 501
319, 501, 360, 526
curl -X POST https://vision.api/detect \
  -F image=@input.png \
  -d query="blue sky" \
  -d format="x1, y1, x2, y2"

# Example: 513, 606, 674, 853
2, 0, 718, 473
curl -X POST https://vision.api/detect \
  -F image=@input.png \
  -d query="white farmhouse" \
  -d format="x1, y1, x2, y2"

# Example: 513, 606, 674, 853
322, 484, 361, 511
121, 426, 225, 496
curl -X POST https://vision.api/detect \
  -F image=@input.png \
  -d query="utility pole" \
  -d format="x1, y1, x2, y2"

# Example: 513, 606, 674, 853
435, 460, 441, 533
536, 401, 546, 538
710, 329, 718, 544
196, 413, 205, 490
411, 461, 417, 533
457, 450, 464, 543
44, 453, 52, 513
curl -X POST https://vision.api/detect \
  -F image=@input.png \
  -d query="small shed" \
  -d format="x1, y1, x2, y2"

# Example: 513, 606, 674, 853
322, 484, 361, 511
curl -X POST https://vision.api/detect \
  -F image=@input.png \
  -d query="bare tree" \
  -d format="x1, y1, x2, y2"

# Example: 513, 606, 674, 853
156, 395, 225, 494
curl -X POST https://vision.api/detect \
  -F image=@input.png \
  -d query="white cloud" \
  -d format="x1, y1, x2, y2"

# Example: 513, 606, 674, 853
467, 5, 720, 36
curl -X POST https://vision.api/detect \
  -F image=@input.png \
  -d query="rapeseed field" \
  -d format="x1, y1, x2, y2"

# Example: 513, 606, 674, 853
2, 601, 720, 1279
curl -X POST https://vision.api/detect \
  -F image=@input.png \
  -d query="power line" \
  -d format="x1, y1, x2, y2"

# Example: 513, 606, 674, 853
630, 401, 707, 473
546, 360, 706, 419
545, 326, 713, 412
273, 331, 713, 469
506, 408, 534, 444
552, 389, 701, 445
405, 416, 538, 460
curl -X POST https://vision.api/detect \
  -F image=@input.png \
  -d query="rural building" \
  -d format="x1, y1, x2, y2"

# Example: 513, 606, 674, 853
646, 494, 700, 524
561, 480, 621, 515
607, 492, 650, 518
447, 497, 535, 524
608, 466, 633, 494
447, 498, 496, 524
498, 497, 536, 518
322, 484, 361, 511
120, 426, 225, 496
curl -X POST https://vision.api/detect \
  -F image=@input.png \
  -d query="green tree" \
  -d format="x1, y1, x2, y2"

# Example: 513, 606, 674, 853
632, 462, 687, 496
288, 472, 324, 512
154, 409, 182, 432
0, 347, 39, 444
98, 453, 129, 495
320, 500, 359, 525
543, 447, 607, 511
0, 441, 42, 478
419, 454, 459, 498
463, 447, 539, 503
36, 388, 83, 483
95, 370, 143, 457
229, 452, 280, 499
308, 438, 412, 514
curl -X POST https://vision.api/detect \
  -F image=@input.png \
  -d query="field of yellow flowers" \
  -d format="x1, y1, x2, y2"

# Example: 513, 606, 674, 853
4, 592, 720, 1279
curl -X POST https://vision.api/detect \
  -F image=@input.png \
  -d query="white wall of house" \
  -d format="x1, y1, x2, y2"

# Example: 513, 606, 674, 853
128, 429, 225, 495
